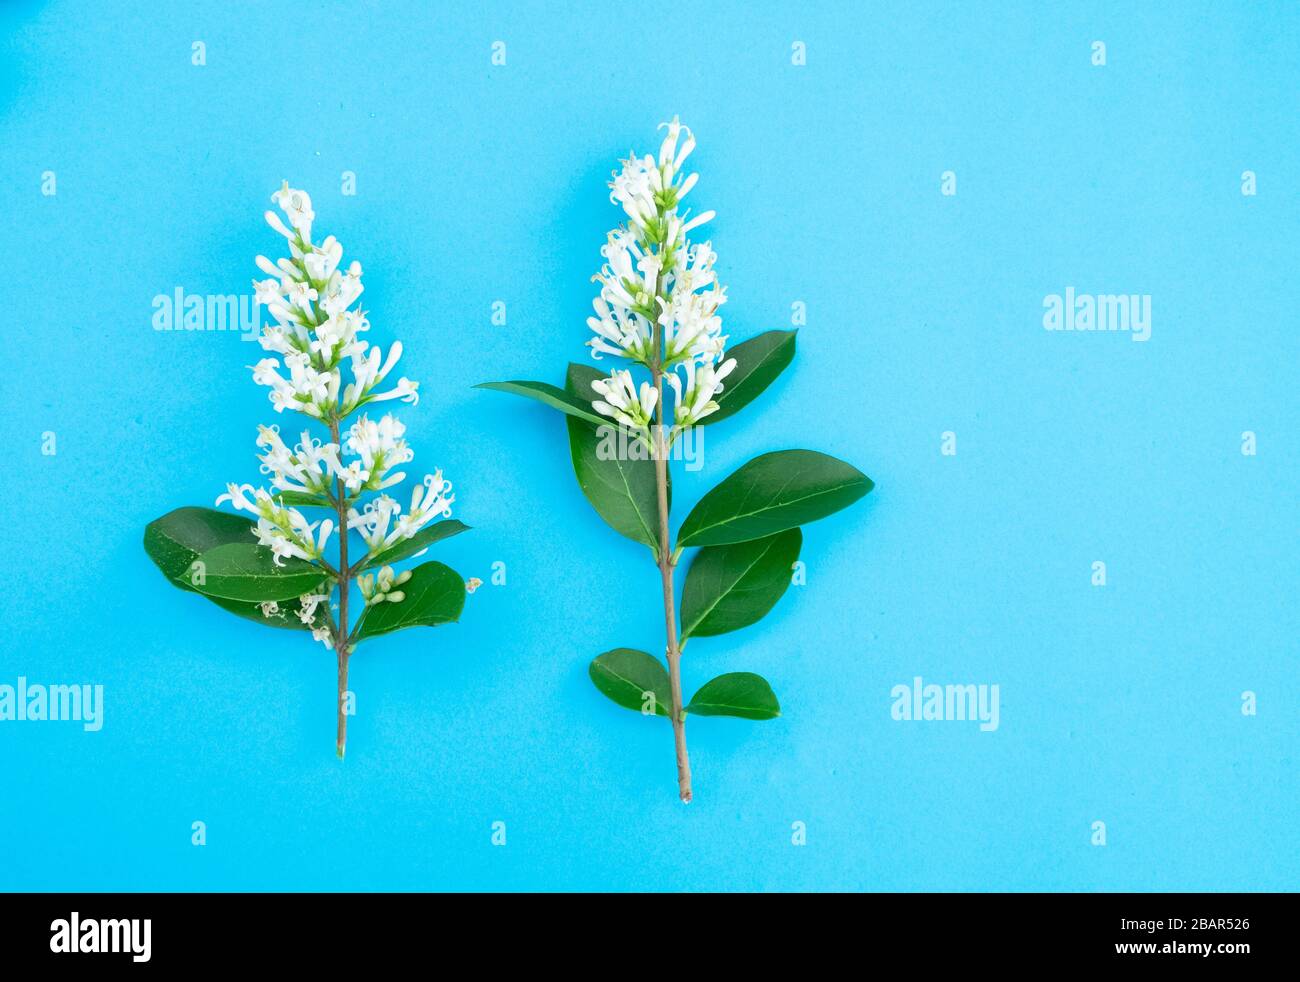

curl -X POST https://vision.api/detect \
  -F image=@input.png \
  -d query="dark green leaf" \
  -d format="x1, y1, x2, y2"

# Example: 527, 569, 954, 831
144, 506, 259, 582
680, 529, 801, 639
143, 506, 322, 631
184, 542, 328, 602
565, 363, 666, 555
588, 648, 672, 717
360, 520, 471, 571
702, 330, 796, 425
476, 379, 608, 427
677, 450, 872, 548
352, 560, 466, 642
687, 672, 781, 720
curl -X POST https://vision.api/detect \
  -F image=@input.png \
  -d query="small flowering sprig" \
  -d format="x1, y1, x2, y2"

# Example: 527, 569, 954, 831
145, 185, 474, 758
480, 120, 874, 801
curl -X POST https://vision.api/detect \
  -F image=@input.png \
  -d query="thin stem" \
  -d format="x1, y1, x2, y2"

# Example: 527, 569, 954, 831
651, 330, 691, 804
329, 416, 351, 760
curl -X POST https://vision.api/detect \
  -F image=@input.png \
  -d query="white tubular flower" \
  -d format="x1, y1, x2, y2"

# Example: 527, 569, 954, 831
344, 341, 418, 410
346, 414, 414, 491
251, 352, 339, 418
347, 494, 403, 552
657, 116, 696, 186
321, 261, 364, 317
311, 309, 370, 365
595, 230, 658, 315
271, 181, 315, 241
216, 482, 329, 566
256, 326, 301, 357
586, 294, 653, 362
667, 356, 737, 427
608, 116, 705, 244
367, 377, 420, 406
291, 429, 343, 490
303, 236, 343, 282
660, 282, 727, 367
311, 626, 335, 649
252, 277, 283, 308
255, 424, 342, 496
591, 369, 658, 433
337, 460, 370, 493
587, 231, 659, 362
609, 152, 660, 234
391, 471, 454, 543
297, 592, 329, 625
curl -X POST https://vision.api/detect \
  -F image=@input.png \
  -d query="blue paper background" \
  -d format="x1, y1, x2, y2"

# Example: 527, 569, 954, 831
1, 0, 1295, 891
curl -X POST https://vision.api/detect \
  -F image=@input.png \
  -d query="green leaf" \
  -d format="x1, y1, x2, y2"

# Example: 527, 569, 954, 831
588, 648, 672, 717
184, 542, 328, 602
564, 363, 666, 555
352, 560, 466, 642
476, 379, 608, 427
677, 449, 872, 548
686, 673, 781, 720
702, 330, 796, 425
272, 489, 332, 508
680, 529, 801, 640
143, 506, 323, 631
360, 519, 471, 571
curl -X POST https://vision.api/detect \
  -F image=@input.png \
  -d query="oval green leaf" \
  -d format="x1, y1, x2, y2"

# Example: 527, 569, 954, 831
476, 379, 608, 427
702, 330, 796, 425
360, 519, 471, 571
680, 528, 801, 639
184, 542, 328, 602
144, 506, 322, 630
588, 648, 672, 717
351, 560, 466, 643
676, 449, 872, 548
565, 362, 665, 556
686, 672, 781, 720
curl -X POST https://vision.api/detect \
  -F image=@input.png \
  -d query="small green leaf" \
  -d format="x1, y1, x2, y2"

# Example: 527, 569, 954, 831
687, 673, 781, 720
588, 648, 672, 717
143, 506, 322, 631
272, 489, 332, 508
476, 379, 608, 427
680, 529, 801, 639
352, 560, 466, 642
677, 449, 872, 548
360, 519, 471, 571
184, 542, 328, 602
702, 330, 796, 425
565, 363, 666, 555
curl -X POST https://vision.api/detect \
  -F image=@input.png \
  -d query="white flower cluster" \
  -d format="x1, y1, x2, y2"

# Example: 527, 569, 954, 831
586, 119, 737, 438
216, 483, 334, 566
346, 471, 454, 554
214, 185, 460, 648
250, 182, 418, 419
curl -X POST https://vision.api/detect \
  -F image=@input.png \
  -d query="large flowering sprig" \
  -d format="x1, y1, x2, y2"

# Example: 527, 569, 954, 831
144, 185, 474, 759
480, 120, 874, 802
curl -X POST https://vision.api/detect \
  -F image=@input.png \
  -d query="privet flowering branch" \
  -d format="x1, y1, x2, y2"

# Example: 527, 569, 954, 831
480, 120, 874, 801
144, 185, 474, 758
